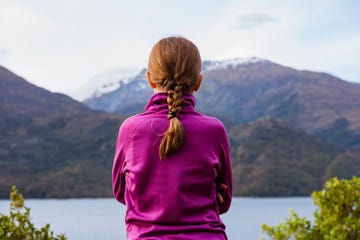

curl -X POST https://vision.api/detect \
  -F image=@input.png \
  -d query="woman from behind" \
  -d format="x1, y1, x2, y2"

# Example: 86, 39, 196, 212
112, 36, 232, 239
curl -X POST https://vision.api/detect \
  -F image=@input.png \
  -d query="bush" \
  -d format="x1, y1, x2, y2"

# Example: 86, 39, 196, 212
262, 177, 360, 240
0, 186, 67, 239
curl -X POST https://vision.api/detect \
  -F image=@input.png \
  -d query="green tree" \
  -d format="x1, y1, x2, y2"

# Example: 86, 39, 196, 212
262, 177, 360, 240
0, 186, 67, 239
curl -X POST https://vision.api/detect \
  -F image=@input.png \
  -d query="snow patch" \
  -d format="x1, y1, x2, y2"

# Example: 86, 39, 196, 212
74, 67, 139, 100
203, 57, 265, 71
92, 76, 135, 98
135, 81, 147, 91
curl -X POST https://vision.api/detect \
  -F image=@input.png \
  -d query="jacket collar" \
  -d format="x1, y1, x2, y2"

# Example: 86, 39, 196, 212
145, 92, 196, 112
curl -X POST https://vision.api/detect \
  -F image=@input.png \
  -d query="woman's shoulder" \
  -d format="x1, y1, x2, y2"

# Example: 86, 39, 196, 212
117, 112, 151, 134
195, 112, 225, 125
189, 112, 227, 134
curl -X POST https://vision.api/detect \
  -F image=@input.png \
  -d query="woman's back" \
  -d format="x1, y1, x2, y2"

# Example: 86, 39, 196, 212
113, 93, 231, 239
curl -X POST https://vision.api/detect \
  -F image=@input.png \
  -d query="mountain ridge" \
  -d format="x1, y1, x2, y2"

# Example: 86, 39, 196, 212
1, 62, 359, 198
83, 59, 360, 150
229, 116, 337, 196
0, 65, 124, 198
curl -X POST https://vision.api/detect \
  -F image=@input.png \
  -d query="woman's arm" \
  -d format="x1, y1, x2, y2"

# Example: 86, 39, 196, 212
112, 124, 128, 204
216, 124, 233, 214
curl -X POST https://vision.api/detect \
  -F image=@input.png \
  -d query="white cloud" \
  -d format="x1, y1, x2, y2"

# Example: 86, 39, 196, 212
237, 13, 278, 29
200, 0, 360, 82
0, 48, 8, 64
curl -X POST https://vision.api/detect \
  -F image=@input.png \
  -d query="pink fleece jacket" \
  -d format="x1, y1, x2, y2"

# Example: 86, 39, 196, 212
112, 92, 232, 239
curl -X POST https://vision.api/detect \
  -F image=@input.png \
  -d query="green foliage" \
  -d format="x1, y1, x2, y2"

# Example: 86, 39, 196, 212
0, 186, 67, 240
262, 177, 360, 240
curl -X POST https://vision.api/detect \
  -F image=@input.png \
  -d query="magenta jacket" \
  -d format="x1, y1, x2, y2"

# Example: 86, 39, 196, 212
112, 92, 232, 239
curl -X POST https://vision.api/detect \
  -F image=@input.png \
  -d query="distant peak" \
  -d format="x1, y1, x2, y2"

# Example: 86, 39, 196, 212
202, 57, 267, 71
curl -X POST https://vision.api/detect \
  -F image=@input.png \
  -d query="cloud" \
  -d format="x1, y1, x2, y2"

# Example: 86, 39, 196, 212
0, 48, 8, 64
237, 13, 278, 29
0, 0, 359, 98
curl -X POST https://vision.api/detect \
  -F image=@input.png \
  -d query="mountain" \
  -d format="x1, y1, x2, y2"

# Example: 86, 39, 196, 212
229, 117, 336, 196
0, 66, 90, 118
83, 58, 360, 149
68, 67, 139, 101
197, 59, 360, 149
83, 69, 153, 115
1, 62, 359, 198
323, 149, 360, 180
0, 66, 124, 198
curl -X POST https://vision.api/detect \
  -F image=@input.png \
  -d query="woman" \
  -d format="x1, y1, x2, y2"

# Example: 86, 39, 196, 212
112, 36, 232, 239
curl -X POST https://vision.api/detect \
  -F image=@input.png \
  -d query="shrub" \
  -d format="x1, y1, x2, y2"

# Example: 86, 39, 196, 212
0, 186, 67, 239
262, 177, 360, 240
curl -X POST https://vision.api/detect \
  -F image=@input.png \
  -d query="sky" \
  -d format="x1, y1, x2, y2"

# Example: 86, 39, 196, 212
1, 0, 359, 100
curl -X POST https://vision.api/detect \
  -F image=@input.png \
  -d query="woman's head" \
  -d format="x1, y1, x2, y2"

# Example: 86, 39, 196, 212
146, 36, 202, 159
147, 36, 202, 93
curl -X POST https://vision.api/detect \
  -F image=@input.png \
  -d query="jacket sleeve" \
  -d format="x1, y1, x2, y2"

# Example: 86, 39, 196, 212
216, 123, 233, 214
112, 122, 128, 204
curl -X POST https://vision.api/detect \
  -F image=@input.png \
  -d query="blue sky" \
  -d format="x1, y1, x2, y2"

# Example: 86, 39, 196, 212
0, 0, 359, 99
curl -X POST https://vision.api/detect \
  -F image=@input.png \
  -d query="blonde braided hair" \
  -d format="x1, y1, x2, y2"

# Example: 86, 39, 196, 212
147, 36, 202, 159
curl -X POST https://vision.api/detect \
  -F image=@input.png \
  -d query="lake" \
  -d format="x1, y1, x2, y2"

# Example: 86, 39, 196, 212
0, 197, 315, 239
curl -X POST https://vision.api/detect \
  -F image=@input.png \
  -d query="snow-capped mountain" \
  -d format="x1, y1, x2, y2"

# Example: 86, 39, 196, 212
81, 57, 267, 102
3, 63, 360, 198
91, 75, 134, 99
70, 67, 139, 101
202, 57, 266, 71
83, 68, 153, 115
82, 57, 360, 149
83, 58, 267, 101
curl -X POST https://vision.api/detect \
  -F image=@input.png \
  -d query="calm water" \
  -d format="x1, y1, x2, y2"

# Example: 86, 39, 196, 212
0, 197, 315, 239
